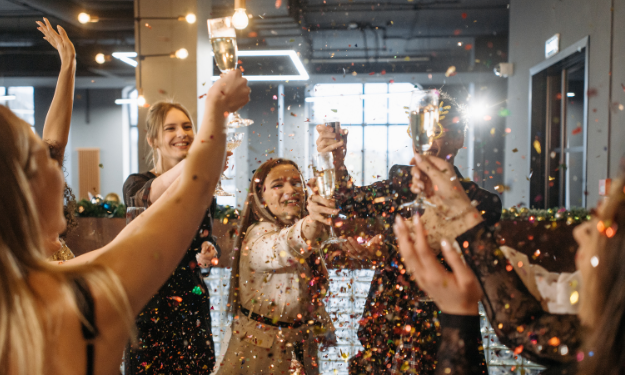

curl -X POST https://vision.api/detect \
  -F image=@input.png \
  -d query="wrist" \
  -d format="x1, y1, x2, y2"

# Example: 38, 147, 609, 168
60, 58, 77, 69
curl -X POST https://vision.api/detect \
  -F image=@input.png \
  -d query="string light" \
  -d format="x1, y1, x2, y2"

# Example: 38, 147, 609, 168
232, 0, 249, 29
95, 53, 106, 64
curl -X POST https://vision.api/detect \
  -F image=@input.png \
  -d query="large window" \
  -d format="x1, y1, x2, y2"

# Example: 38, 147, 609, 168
310, 83, 415, 185
1, 86, 35, 131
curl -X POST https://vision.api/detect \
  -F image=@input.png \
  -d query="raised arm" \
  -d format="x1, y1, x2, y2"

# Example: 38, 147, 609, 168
403, 155, 581, 367
88, 71, 250, 315
457, 223, 582, 366
37, 18, 75, 166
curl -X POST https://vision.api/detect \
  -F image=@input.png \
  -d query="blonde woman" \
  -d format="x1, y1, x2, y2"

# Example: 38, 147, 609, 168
215, 158, 338, 375
121, 101, 233, 374
0, 70, 249, 375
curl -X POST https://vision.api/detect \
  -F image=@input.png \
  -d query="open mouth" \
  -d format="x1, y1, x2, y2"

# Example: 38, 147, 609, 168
172, 142, 190, 149
283, 198, 300, 206
424, 148, 439, 157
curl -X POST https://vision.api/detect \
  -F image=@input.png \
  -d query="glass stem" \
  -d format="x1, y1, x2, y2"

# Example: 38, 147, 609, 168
327, 217, 337, 238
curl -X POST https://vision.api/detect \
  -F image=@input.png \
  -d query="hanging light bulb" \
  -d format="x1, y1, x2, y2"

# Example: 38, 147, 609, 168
232, 0, 249, 30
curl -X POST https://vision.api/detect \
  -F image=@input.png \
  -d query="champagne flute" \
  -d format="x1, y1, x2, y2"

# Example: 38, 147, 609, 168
399, 89, 442, 214
214, 132, 245, 197
125, 197, 146, 225
315, 152, 347, 249
207, 17, 254, 128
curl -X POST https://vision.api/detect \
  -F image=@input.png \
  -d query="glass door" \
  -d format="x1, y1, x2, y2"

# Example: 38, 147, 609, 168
530, 49, 587, 209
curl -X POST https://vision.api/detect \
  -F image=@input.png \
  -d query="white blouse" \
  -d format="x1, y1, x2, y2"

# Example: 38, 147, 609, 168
500, 245, 581, 314
238, 218, 317, 322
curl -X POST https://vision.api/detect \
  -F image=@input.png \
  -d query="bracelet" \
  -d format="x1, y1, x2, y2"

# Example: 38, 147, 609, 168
444, 200, 479, 221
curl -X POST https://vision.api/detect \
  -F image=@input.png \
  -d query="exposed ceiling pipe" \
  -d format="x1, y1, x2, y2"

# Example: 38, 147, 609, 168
9, 0, 133, 31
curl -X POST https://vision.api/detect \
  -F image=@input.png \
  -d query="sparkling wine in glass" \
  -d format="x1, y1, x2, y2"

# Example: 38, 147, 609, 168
315, 152, 347, 250
214, 132, 245, 197
207, 17, 253, 128
399, 89, 441, 215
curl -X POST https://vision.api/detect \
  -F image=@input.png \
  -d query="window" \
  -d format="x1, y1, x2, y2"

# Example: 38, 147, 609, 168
0, 86, 35, 131
120, 88, 139, 182
310, 83, 415, 185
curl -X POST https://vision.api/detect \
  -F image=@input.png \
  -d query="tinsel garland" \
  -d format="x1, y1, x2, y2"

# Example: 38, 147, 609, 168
214, 205, 240, 222
76, 199, 126, 218
501, 206, 591, 225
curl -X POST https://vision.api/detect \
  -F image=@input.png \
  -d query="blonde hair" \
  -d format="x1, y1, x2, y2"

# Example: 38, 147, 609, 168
145, 101, 195, 174
0, 105, 134, 375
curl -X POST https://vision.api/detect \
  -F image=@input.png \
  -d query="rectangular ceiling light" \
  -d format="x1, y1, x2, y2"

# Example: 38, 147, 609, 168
304, 92, 413, 102
211, 50, 309, 81
0, 95, 16, 101
112, 52, 138, 67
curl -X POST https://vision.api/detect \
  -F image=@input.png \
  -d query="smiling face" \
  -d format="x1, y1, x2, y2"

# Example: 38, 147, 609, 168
150, 108, 195, 173
27, 133, 67, 256
261, 163, 305, 225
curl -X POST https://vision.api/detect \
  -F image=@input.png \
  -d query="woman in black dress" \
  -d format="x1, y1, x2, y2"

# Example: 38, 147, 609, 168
394, 154, 625, 375
123, 101, 232, 374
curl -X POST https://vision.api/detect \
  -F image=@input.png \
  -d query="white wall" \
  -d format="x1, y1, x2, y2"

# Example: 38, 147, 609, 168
69, 88, 125, 199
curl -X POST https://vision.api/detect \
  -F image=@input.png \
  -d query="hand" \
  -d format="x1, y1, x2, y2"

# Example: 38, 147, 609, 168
410, 154, 482, 232
196, 241, 218, 268
223, 151, 233, 172
315, 124, 347, 156
208, 69, 251, 113
394, 215, 482, 315
342, 235, 386, 260
36, 18, 75, 65
307, 194, 339, 226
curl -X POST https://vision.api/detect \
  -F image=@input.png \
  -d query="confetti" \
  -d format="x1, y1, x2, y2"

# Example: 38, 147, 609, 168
445, 66, 457, 77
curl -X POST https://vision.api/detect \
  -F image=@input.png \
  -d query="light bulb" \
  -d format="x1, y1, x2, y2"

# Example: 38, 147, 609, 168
175, 48, 189, 59
185, 13, 197, 24
137, 95, 146, 107
95, 53, 106, 64
232, 9, 249, 30
78, 12, 91, 24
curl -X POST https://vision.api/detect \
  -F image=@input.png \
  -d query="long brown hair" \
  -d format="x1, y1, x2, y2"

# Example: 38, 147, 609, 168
0, 105, 133, 375
579, 165, 625, 374
145, 101, 195, 174
226, 158, 307, 314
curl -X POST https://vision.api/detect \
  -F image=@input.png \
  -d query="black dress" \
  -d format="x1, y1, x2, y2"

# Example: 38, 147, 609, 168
123, 172, 220, 374
433, 222, 582, 375
336, 165, 502, 375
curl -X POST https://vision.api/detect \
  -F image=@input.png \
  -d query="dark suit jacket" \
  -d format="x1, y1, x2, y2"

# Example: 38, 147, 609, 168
335, 164, 502, 375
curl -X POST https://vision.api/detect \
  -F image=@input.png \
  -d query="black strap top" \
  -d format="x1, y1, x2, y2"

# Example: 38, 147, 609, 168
71, 277, 98, 375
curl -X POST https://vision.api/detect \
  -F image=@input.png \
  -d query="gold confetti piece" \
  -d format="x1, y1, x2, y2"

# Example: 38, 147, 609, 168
533, 139, 542, 154
570, 291, 579, 305
512, 148, 518, 153
445, 65, 457, 77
